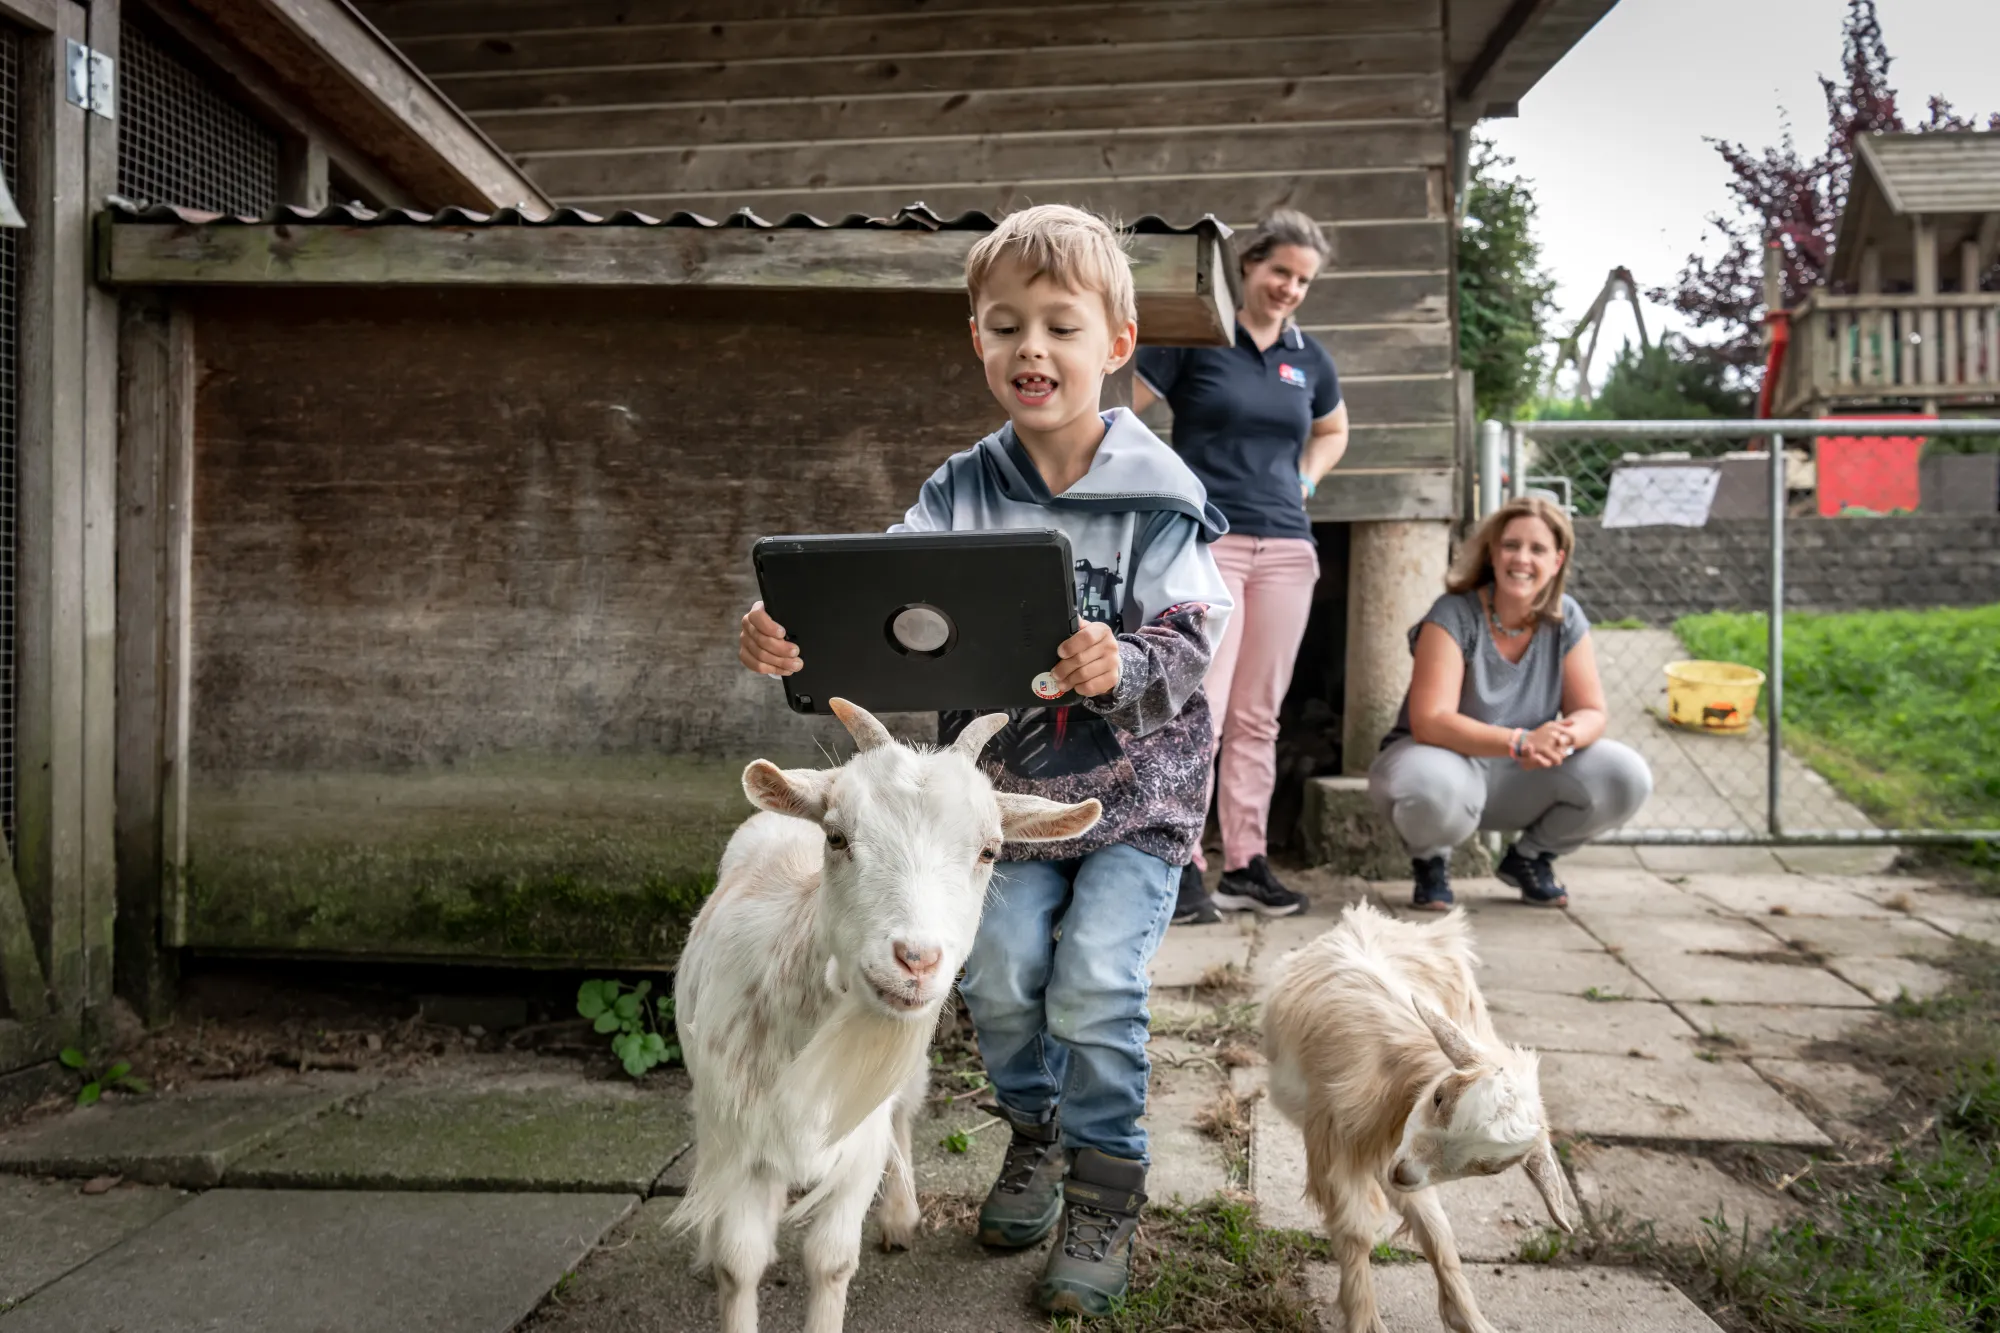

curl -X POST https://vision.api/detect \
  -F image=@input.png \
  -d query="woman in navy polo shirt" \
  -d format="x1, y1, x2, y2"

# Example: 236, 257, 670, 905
1135, 210, 1348, 925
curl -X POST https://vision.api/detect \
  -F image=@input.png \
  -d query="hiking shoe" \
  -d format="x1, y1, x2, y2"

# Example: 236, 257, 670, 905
1037, 1149, 1148, 1316
1212, 855, 1308, 917
1172, 863, 1220, 926
977, 1107, 1066, 1249
1411, 856, 1454, 911
1497, 845, 1569, 908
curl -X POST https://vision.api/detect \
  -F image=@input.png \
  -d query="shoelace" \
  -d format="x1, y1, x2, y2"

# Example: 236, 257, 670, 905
1063, 1203, 1123, 1261
996, 1136, 1050, 1195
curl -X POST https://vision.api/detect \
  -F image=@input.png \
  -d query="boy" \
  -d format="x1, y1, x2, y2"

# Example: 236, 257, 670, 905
739, 205, 1231, 1316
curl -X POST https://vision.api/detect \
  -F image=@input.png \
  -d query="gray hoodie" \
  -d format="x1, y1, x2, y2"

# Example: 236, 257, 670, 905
891, 407, 1233, 865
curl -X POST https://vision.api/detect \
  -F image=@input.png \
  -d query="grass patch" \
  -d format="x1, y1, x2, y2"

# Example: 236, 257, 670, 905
1670, 940, 2000, 1332
1675, 606, 2000, 878
1061, 1199, 1327, 1333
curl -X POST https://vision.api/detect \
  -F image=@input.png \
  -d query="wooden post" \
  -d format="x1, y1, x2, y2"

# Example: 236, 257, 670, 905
279, 135, 330, 210
1913, 215, 1939, 407
114, 298, 192, 1023
1860, 243, 1885, 387
80, 0, 119, 1010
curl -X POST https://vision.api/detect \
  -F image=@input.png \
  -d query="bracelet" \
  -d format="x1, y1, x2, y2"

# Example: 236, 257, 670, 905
1510, 728, 1525, 758
1298, 472, 1316, 498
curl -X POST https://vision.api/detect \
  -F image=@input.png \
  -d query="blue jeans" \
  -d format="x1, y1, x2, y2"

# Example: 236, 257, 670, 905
958, 843, 1179, 1163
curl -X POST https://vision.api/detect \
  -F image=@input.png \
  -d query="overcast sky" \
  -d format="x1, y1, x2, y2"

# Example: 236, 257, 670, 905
1484, 0, 1996, 392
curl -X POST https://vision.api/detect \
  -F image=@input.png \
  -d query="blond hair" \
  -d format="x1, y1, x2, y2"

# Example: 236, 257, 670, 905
1446, 497, 1575, 623
964, 204, 1136, 330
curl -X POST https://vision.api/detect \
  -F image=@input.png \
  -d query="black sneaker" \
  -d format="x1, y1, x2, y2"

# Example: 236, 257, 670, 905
976, 1106, 1067, 1249
1212, 855, 1308, 918
1497, 845, 1569, 908
1411, 856, 1454, 911
1172, 863, 1219, 925
1036, 1148, 1148, 1316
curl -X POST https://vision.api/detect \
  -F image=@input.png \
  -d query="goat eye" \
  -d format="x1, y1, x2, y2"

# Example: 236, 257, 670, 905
1434, 1090, 1444, 1110
826, 831, 848, 851
978, 846, 998, 864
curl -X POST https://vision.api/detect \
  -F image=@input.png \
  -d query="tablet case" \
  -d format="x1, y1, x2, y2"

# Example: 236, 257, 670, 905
752, 530, 1081, 715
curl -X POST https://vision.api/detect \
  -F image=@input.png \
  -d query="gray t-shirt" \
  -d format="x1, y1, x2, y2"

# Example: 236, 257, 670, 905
1381, 589, 1590, 750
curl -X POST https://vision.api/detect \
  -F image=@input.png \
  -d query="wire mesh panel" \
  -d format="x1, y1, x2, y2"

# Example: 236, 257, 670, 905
0, 26, 19, 854
117, 23, 278, 215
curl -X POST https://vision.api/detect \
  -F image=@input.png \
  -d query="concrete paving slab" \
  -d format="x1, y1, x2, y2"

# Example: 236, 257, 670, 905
1148, 925, 1255, 990
1682, 874, 1889, 918
1448, 909, 1605, 954
1753, 1059, 1892, 1125
1774, 845, 1900, 876
229, 1082, 690, 1193
1142, 1057, 1231, 1205
1483, 991, 1701, 1059
0, 1074, 370, 1188
1308, 1261, 1722, 1331
1540, 1053, 1830, 1145
1473, 947, 1657, 1000
1769, 913, 1957, 959
1575, 911, 1788, 956
1845, 885, 2000, 941
516, 1196, 1049, 1333
1639, 844, 1788, 876
0, 1178, 187, 1311
1569, 1144, 1797, 1246
910, 1100, 1008, 1200
1563, 843, 1645, 868
1550, 865, 1690, 899
1429, 1171, 1567, 1263
1669, 1004, 1869, 1060
1823, 955, 1952, 1004
1249, 1096, 1317, 1233
0, 1189, 635, 1333
1620, 951, 1874, 1007
1565, 890, 1728, 923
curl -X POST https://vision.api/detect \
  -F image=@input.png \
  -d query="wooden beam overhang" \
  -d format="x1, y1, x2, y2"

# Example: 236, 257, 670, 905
95, 217, 1237, 345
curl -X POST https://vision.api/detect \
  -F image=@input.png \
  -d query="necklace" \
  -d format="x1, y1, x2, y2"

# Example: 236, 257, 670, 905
1484, 589, 1531, 639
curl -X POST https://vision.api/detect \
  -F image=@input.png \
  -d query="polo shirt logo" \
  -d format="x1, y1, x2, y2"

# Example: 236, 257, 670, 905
1278, 363, 1307, 389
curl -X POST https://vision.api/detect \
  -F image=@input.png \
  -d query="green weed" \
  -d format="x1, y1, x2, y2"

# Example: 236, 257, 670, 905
575, 979, 679, 1078
58, 1048, 148, 1105
1054, 1199, 1329, 1333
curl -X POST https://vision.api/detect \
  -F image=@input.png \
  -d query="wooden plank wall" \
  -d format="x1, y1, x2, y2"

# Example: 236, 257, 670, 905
357, 0, 1458, 521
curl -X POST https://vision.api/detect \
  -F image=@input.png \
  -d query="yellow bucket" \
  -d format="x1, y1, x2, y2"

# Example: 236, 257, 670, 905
1664, 660, 1766, 735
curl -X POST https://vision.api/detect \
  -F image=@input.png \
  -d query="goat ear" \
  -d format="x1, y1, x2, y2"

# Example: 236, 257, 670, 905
1415, 1002, 1481, 1072
743, 760, 833, 821
828, 698, 893, 752
1523, 1137, 1579, 1234
953, 712, 1010, 762
996, 793, 1102, 844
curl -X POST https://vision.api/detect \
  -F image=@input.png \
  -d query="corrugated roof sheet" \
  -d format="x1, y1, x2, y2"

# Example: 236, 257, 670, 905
103, 197, 1232, 238
1855, 131, 2000, 215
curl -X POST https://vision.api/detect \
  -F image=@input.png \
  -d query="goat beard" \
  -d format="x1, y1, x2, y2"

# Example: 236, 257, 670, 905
789, 992, 934, 1147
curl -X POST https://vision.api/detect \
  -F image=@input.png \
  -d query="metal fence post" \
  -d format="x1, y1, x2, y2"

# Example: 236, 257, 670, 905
1768, 433, 1785, 837
1507, 424, 1526, 500
1477, 420, 1503, 518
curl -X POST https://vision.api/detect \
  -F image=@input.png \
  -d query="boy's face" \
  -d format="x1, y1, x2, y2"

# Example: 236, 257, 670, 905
969, 257, 1136, 439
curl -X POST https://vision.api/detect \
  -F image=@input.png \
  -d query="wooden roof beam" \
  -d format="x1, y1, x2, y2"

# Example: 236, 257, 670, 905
95, 221, 1236, 346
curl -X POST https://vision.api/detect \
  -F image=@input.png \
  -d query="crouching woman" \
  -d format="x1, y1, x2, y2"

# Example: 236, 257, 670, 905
1368, 496, 1651, 910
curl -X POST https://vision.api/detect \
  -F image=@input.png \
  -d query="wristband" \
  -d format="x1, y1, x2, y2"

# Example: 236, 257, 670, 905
1510, 728, 1525, 758
1299, 472, 1316, 498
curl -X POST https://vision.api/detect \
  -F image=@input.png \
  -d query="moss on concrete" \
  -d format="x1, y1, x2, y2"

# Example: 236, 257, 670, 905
183, 754, 769, 965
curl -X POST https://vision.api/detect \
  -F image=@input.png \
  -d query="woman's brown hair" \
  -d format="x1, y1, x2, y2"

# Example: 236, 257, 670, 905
1446, 496, 1575, 623
1238, 208, 1330, 272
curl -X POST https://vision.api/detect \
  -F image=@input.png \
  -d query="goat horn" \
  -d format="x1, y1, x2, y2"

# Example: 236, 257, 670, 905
953, 712, 1010, 761
1523, 1138, 1579, 1234
828, 698, 893, 752
1414, 1001, 1481, 1072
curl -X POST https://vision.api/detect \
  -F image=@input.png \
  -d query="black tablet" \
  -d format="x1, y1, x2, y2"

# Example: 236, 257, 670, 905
752, 530, 1081, 715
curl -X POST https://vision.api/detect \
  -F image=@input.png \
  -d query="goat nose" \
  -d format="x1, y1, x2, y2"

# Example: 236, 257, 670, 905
893, 942, 942, 979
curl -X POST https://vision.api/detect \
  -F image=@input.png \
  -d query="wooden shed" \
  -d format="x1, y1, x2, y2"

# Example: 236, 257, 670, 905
0, 0, 540, 1073
1773, 131, 2000, 417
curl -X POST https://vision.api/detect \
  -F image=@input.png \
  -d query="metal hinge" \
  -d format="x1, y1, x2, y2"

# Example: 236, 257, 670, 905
65, 40, 114, 120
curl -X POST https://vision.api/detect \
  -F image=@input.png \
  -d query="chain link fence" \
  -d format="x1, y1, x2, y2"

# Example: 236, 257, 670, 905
1482, 416, 2000, 847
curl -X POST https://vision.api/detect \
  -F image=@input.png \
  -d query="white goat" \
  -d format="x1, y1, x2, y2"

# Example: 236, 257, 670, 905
672, 698, 1100, 1333
1263, 902, 1578, 1333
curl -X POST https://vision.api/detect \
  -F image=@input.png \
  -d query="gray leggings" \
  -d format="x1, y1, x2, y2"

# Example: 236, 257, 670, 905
1368, 737, 1653, 861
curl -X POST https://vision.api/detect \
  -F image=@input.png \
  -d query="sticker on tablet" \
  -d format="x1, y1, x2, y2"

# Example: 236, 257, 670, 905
1031, 672, 1064, 700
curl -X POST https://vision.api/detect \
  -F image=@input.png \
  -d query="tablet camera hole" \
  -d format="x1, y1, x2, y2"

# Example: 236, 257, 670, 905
887, 604, 956, 658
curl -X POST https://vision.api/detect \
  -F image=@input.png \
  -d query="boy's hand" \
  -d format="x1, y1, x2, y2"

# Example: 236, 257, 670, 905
1054, 621, 1122, 698
740, 601, 801, 677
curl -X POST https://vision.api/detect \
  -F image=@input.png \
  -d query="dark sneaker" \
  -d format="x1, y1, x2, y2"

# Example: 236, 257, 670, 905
1037, 1149, 1147, 1316
1212, 855, 1308, 918
976, 1107, 1066, 1249
1411, 856, 1454, 911
1172, 863, 1219, 926
1497, 845, 1569, 908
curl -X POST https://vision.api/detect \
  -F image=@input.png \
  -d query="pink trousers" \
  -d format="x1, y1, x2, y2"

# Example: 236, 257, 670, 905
1195, 533, 1319, 873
